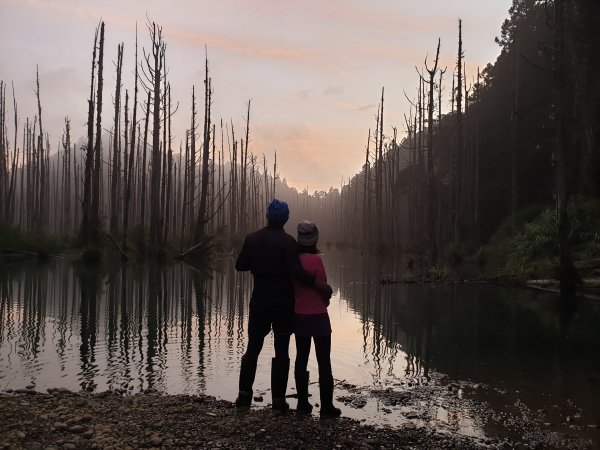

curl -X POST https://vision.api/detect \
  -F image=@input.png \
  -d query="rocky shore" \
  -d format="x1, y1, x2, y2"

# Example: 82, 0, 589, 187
0, 387, 511, 450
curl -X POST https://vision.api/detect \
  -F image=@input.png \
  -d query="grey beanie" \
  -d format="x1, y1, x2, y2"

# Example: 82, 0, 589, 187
297, 220, 319, 246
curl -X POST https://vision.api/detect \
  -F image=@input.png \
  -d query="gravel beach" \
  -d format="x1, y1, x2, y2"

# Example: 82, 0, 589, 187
0, 388, 497, 450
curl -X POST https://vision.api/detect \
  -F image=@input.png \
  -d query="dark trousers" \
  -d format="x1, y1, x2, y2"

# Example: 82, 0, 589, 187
243, 301, 293, 364
294, 334, 332, 379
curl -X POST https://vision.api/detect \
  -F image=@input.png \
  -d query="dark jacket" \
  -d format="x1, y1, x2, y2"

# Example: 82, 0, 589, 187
235, 224, 316, 305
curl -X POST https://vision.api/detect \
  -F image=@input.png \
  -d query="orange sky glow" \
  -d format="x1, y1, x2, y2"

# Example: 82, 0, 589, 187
0, 0, 512, 191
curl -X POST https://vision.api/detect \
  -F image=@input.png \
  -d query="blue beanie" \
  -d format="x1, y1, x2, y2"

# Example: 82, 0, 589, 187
266, 199, 289, 225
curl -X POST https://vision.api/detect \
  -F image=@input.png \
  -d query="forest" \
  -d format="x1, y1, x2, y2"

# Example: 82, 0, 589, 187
1, 0, 599, 296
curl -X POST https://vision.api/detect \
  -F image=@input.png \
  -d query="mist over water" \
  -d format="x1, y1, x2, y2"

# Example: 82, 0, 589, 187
1, 251, 599, 442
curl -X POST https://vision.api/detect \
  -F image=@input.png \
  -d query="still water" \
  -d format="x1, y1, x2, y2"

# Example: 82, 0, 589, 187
1, 250, 599, 445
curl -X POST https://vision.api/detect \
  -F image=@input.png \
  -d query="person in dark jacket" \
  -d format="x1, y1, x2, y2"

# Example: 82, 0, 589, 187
235, 199, 333, 411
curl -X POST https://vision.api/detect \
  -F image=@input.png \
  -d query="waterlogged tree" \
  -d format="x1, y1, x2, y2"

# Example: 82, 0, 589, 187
142, 21, 166, 253
80, 22, 104, 246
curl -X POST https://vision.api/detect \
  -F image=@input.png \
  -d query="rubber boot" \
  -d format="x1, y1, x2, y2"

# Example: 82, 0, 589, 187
319, 374, 341, 417
294, 370, 313, 413
271, 357, 290, 412
235, 355, 256, 407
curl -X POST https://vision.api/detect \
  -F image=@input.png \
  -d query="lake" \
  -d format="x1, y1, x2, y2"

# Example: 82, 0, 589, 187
1, 250, 599, 447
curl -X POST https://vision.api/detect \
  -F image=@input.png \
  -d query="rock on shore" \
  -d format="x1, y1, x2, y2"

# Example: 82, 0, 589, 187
0, 388, 495, 449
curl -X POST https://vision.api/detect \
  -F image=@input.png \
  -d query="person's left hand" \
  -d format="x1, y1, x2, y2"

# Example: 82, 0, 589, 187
314, 281, 333, 303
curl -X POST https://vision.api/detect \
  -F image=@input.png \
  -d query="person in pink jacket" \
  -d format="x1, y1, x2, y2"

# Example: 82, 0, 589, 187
293, 221, 342, 417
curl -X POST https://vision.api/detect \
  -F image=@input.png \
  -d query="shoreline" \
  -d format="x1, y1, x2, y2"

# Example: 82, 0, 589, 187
0, 387, 513, 450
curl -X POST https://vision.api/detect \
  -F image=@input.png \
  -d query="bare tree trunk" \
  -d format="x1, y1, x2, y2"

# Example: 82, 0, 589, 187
139, 90, 151, 249
81, 24, 99, 245
425, 39, 441, 265
35, 67, 46, 231
229, 122, 237, 238
180, 130, 189, 248
263, 153, 268, 207
474, 68, 481, 244
362, 128, 371, 239
239, 99, 251, 235
272, 150, 277, 198
0, 82, 6, 224
147, 21, 165, 252
553, 0, 577, 296
122, 29, 138, 254
189, 86, 197, 238
510, 36, 520, 232
376, 88, 384, 243
110, 43, 124, 235
454, 19, 463, 245
90, 22, 105, 245
194, 54, 212, 243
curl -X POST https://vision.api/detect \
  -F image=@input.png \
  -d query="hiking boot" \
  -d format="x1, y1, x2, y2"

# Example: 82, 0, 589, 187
236, 355, 256, 408
295, 370, 313, 414
319, 375, 341, 417
271, 357, 290, 412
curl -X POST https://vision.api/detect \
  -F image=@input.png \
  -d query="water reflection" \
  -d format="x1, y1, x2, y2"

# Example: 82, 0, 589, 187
0, 259, 254, 397
323, 248, 600, 437
1, 251, 600, 442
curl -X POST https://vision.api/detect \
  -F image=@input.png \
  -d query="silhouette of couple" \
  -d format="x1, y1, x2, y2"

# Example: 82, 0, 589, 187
234, 199, 341, 417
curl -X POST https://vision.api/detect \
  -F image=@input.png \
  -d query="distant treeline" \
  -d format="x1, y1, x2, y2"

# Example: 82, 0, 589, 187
0, 20, 289, 258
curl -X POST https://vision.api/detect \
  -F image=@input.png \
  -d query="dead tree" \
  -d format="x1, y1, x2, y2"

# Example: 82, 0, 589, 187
139, 89, 151, 248
144, 21, 166, 252
553, 0, 577, 296
61, 118, 72, 236
272, 150, 277, 198
239, 99, 251, 235
34, 66, 46, 231
362, 128, 371, 239
88, 22, 105, 246
425, 39, 441, 265
110, 43, 124, 236
189, 86, 197, 238
453, 18, 464, 245
81, 24, 99, 245
122, 28, 139, 255
193, 52, 212, 242
376, 88, 384, 243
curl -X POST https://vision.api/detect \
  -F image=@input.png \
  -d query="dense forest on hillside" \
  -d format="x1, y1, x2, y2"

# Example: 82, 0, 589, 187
1, 0, 599, 293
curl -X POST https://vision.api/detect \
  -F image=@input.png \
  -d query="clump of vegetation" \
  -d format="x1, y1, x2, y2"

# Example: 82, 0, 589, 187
484, 198, 600, 279
0, 225, 65, 256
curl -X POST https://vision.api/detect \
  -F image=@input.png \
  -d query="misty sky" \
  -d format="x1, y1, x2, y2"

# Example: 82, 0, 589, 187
0, 0, 511, 191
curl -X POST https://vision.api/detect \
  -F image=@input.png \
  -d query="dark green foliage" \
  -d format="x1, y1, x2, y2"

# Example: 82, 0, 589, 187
487, 198, 600, 276
0, 224, 64, 255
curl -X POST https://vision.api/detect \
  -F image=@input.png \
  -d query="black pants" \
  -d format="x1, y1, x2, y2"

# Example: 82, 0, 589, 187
294, 334, 332, 378
243, 301, 293, 363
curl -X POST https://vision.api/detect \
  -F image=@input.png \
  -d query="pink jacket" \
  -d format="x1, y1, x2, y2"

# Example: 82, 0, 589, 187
293, 253, 328, 315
